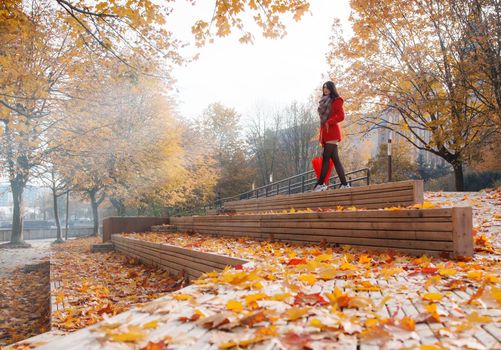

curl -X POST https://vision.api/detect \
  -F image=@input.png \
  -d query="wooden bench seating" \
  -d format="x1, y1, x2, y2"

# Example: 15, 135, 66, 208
170, 207, 473, 257
112, 235, 248, 280
223, 180, 424, 213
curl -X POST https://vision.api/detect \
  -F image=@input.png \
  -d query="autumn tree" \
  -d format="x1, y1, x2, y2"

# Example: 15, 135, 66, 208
327, 0, 500, 191
60, 60, 185, 233
277, 101, 319, 176
448, 0, 500, 122
0, 0, 82, 245
247, 108, 283, 187
199, 103, 255, 199
36, 160, 73, 243
1, 0, 311, 244
368, 139, 419, 184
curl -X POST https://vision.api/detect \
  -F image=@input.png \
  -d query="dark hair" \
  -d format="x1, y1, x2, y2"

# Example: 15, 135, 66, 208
323, 81, 340, 99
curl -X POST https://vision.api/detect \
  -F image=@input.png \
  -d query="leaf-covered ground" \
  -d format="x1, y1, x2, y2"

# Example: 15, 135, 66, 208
0, 261, 50, 346
90, 189, 499, 349
50, 237, 184, 332
4, 190, 500, 349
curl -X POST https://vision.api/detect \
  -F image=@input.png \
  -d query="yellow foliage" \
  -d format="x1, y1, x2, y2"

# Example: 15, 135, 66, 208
226, 300, 243, 313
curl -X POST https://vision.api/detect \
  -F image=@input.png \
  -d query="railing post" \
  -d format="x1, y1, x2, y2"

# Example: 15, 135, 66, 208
367, 168, 370, 185
265, 185, 269, 197
288, 179, 291, 194
277, 183, 279, 195
301, 175, 305, 193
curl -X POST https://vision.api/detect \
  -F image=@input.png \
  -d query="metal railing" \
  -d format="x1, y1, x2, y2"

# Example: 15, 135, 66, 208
168, 167, 370, 216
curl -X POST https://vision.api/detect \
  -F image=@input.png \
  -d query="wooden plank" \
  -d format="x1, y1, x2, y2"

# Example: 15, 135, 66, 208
260, 221, 453, 231
452, 207, 473, 257
115, 241, 228, 273
483, 323, 501, 343
115, 242, 218, 276
171, 206, 471, 257
119, 237, 247, 266
224, 180, 423, 212
120, 241, 232, 269
473, 324, 500, 349
225, 180, 419, 205
260, 227, 453, 241
413, 179, 424, 204
252, 190, 415, 208
114, 236, 247, 266
257, 208, 455, 220
114, 243, 200, 280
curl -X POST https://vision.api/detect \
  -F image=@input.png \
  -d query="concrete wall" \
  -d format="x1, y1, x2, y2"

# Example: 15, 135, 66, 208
0, 228, 94, 242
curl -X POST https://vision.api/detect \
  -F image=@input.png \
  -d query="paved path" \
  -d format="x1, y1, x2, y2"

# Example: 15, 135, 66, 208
0, 239, 52, 277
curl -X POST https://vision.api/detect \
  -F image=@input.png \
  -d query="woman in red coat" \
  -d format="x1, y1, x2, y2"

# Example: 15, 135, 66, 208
313, 81, 349, 192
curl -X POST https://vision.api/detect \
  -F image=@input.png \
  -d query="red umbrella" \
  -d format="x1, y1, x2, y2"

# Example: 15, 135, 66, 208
312, 157, 334, 185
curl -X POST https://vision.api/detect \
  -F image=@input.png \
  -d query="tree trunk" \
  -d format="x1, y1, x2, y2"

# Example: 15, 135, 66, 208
65, 190, 69, 240
89, 191, 99, 236
52, 190, 63, 243
10, 177, 27, 245
110, 197, 126, 216
452, 161, 465, 191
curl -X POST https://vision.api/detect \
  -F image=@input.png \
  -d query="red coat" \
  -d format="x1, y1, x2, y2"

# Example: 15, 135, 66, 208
320, 96, 344, 145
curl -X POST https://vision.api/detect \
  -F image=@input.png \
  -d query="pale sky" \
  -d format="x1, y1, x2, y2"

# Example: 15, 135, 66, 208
169, 0, 352, 121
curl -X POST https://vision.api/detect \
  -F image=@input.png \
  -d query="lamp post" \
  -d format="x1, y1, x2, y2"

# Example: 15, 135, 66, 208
387, 130, 392, 182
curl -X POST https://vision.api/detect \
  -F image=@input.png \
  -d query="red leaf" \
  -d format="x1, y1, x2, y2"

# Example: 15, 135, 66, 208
286, 258, 307, 266
293, 292, 329, 306
140, 340, 165, 350
234, 264, 243, 270
280, 332, 311, 349
408, 267, 438, 276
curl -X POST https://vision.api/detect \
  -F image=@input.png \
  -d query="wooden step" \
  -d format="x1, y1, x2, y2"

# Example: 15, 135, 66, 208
112, 235, 249, 281
223, 180, 424, 214
90, 243, 115, 253
151, 224, 178, 232
170, 207, 473, 257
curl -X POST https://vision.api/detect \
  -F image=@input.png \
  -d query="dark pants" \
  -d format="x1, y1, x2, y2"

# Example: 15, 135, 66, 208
317, 143, 347, 186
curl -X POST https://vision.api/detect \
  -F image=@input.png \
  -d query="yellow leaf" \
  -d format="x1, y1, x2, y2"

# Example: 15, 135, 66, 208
424, 275, 441, 289
318, 267, 338, 280
423, 293, 442, 301
438, 268, 456, 276
283, 307, 309, 321
298, 274, 316, 285
109, 330, 145, 343
399, 316, 415, 331
467, 311, 492, 324
365, 318, 379, 328
252, 281, 264, 290
310, 318, 324, 329
142, 320, 158, 329
467, 270, 483, 280
485, 275, 500, 284
339, 262, 356, 271
487, 286, 501, 305
173, 294, 193, 301
194, 309, 206, 317
270, 293, 291, 301
244, 293, 268, 307
255, 325, 278, 336
314, 254, 333, 262
219, 335, 267, 350
226, 299, 243, 313
358, 255, 372, 264
422, 201, 436, 209
420, 345, 446, 350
